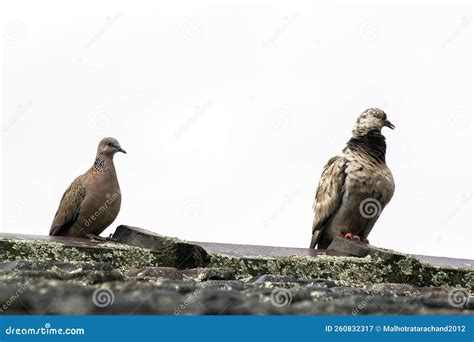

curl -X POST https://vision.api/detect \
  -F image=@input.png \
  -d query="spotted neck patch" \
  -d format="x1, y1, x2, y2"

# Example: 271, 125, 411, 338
93, 155, 108, 172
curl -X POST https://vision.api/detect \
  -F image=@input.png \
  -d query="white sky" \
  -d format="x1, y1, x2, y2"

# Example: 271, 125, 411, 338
1, 1, 472, 259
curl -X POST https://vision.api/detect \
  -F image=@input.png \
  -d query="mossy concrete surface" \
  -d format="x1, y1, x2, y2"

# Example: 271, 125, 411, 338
0, 233, 473, 315
1, 235, 473, 290
0, 238, 165, 272
209, 254, 474, 291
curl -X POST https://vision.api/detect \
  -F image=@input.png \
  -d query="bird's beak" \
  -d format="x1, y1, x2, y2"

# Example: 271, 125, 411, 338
384, 120, 395, 129
118, 147, 127, 154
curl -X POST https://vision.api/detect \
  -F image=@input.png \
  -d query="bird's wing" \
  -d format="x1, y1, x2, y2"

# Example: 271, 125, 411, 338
49, 176, 86, 236
310, 156, 348, 248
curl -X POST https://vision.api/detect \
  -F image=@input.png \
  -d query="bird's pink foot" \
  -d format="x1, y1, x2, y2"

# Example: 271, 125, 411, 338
361, 238, 369, 244
341, 233, 363, 241
343, 233, 353, 239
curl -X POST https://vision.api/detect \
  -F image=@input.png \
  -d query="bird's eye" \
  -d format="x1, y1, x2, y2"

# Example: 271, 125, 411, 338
107, 142, 112, 146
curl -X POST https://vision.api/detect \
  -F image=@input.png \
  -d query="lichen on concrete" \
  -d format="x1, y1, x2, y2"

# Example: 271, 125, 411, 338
209, 253, 387, 286
1, 234, 473, 315
0, 239, 163, 273
209, 253, 474, 292
1, 237, 473, 293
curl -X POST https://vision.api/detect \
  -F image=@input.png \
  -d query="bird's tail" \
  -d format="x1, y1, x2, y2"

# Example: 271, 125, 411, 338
309, 218, 320, 249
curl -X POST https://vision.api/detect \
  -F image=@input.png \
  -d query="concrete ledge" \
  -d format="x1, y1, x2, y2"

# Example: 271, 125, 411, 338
0, 227, 473, 315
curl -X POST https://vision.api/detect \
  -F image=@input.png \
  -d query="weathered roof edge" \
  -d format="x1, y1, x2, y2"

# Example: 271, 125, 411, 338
1, 230, 472, 270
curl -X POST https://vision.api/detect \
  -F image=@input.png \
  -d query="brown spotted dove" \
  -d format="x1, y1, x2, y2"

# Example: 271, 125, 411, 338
310, 108, 395, 249
49, 137, 126, 239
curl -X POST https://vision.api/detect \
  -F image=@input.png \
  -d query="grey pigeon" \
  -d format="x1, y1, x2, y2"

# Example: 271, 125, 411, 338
49, 137, 126, 239
310, 108, 395, 249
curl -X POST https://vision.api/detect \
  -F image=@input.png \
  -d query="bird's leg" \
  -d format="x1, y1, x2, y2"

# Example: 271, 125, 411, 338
86, 234, 108, 243
338, 231, 364, 242
106, 234, 117, 242
342, 233, 363, 241
343, 233, 354, 239
85, 234, 117, 242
